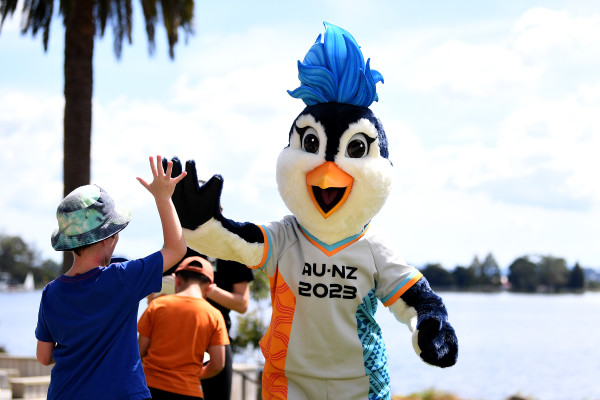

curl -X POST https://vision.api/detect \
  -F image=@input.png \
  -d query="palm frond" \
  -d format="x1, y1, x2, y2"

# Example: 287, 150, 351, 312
140, 0, 158, 55
0, 0, 20, 30
144, 0, 194, 59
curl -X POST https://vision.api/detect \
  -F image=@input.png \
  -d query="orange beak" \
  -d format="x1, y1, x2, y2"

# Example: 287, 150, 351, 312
306, 161, 354, 218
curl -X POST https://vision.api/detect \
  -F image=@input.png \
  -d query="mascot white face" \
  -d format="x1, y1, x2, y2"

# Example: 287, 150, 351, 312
276, 24, 392, 245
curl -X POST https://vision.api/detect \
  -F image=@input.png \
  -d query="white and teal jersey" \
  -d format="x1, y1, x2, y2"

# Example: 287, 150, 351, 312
255, 215, 422, 398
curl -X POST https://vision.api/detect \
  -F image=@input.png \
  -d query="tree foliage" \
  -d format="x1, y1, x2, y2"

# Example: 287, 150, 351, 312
452, 266, 476, 289
508, 257, 539, 293
568, 263, 585, 292
422, 263, 455, 288
507, 255, 586, 293
537, 256, 568, 291
0, 234, 60, 287
0, 234, 36, 283
0, 0, 194, 58
466, 253, 502, 290
480, 253, 502, 288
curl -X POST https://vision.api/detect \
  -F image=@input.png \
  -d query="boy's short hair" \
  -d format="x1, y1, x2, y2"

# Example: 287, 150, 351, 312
72, 243, 93, 257
175, 269, 212, 285
51, 185, 131, 251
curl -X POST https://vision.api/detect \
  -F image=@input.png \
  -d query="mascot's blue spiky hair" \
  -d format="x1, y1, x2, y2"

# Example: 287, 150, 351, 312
288, 22, 384, 107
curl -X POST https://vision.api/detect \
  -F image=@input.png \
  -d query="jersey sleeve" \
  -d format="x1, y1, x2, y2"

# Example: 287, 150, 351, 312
369, 234, 423, 307
258, 216, 299, 277
117, 251, 164, 301
209, 312, 230, 347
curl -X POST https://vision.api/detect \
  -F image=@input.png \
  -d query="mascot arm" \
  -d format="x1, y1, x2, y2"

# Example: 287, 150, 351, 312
391, 277, 458, 368
164, 158, 265, 267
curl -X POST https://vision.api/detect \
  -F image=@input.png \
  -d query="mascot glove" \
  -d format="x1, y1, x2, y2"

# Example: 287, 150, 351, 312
414, 317, 458, 368
162, 157, 224, 230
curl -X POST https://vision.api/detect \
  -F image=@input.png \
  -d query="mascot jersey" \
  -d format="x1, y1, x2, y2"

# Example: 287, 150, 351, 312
254, 215, 422, 396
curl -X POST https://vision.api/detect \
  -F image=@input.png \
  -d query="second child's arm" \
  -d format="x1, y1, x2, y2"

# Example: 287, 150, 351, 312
200, 345, 226, 380
137, 155, 188, 272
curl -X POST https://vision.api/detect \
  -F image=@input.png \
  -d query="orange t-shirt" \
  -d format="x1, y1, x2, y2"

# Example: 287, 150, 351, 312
137, 295, 230, 397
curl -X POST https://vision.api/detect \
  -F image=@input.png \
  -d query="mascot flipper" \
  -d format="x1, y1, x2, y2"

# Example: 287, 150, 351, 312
168, 22, 457, 400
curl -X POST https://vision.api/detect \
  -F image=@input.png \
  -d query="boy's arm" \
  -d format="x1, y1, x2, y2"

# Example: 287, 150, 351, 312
137, 156, 188, 272
36, 340, 55, 366
138, 334, 151, 358
200, 345, 226, 380
155, 195, 186, 272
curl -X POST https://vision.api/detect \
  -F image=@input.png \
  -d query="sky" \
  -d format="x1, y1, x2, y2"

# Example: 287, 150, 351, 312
1, 0, 600, 272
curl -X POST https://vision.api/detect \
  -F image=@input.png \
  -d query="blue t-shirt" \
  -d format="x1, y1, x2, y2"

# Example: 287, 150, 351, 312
35, 252, 163, 400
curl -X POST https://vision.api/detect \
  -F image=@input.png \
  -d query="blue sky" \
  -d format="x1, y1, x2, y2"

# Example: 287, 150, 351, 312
1, 0, 600, 271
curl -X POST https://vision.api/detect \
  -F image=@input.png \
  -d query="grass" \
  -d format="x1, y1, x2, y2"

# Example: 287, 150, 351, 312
392, 388, 537, 400
392, 389, 462, 400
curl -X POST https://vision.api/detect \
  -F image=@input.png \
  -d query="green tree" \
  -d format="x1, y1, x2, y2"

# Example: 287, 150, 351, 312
421, 263, 455, 289
0, 234, 37, 283
452, 265, 476, 290
467, 255, 482, 285
34, 259, 62, 286
480, 253, 502, 288
508, 256, 538, 292
567, 262, 585, 292
0, 234, 61, 287
467, 254, 501, 289
538, 256, 569, 292
0, 0, 194, 272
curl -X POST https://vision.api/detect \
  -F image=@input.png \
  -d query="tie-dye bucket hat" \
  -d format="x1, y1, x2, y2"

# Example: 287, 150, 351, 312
51, 184, 131, 251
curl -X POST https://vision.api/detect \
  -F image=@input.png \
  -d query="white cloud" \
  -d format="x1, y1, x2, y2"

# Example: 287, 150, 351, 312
405, 40, 542, 99
2, 4, 600, 269
508, 8, 600, 63
0, 91, 64, 259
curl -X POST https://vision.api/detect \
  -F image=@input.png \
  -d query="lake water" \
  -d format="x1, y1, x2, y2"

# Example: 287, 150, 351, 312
1, 290, 599, 400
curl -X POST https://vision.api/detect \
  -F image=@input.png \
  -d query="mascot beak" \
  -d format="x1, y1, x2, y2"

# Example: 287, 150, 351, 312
306, 161, 354, 218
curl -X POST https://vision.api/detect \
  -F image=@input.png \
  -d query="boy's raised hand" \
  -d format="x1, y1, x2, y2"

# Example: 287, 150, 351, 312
137, 155, 187, 200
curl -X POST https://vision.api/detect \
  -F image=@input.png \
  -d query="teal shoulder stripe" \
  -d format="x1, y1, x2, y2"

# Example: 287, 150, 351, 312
259, 225, 273, 270
381, 270, 420, 304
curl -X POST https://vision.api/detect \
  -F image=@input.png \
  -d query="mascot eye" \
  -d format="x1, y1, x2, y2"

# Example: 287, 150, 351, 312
302, 129, 320, 154
345, 133, 369, 158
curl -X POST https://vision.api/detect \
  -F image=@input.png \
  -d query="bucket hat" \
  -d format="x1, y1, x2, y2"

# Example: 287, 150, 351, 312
51, 185, 131, 251
175, 256, 214, 284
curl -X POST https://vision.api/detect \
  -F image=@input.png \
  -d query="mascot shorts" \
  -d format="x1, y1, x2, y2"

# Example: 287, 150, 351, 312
263, 364, 373, 400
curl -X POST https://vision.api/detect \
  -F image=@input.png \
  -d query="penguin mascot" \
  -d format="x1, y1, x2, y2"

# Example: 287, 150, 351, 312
166, 22, 457, 400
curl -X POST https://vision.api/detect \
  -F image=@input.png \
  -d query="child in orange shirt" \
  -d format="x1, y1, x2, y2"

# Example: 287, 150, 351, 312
138, 256, 230, 400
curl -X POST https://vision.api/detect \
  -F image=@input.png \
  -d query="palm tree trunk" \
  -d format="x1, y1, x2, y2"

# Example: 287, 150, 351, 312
62, 0, 95, 272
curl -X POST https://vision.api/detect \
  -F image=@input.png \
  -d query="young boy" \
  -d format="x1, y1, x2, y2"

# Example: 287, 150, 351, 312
138, 256, 229, 400
35, 156, 187, 400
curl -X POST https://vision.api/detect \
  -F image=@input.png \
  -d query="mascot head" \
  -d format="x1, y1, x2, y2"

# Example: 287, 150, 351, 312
276, 22, 393, 245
